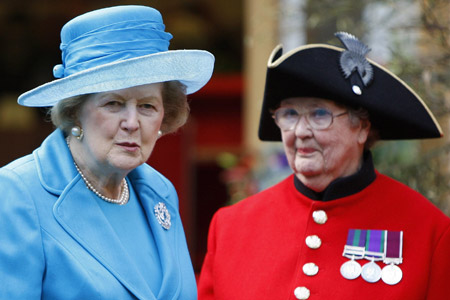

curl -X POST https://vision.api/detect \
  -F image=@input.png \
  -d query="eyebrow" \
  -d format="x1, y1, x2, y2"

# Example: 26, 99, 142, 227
99, 92, 161, 102
281, 103, 324, 109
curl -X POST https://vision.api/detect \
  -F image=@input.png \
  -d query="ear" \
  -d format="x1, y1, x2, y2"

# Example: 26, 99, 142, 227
357, 119, 371, 145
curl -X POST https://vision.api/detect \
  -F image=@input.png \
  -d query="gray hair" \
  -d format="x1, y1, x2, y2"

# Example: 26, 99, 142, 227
50, 81, 189, 136
346, 106, 379, 149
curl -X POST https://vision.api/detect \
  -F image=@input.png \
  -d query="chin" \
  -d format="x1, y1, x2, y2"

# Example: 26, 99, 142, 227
295, 162, 321, 176
297, 171, 322, 179
113, 158, 144, 172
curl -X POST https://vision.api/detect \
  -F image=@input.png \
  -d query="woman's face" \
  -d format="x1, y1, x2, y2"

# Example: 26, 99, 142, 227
77, 83, 164, 175
279, 97, 370, 192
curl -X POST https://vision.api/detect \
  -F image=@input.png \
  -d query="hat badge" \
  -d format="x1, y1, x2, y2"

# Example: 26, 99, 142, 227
335, 32, 374, 95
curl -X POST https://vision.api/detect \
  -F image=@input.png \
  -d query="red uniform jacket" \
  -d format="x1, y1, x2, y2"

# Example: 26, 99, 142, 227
198, 172, 450, 299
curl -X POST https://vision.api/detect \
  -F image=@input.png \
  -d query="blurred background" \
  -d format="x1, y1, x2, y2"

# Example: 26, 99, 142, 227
1, 0, 449, 273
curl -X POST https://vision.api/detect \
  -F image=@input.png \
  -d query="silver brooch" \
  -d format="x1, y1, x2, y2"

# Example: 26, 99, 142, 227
154, 202, 171, 230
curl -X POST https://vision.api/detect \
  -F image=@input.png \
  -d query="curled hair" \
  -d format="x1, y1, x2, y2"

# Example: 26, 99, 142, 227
50, 94, 89, 136
160, 81, 189, 134
346, 105, 379, 149
50, 81, 189, 136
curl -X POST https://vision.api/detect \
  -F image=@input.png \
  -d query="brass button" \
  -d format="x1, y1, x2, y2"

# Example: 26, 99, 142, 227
303, 262, 319, 276
294, 286, 310, 299
312, 210, 327, 224
305, 235, 322, 249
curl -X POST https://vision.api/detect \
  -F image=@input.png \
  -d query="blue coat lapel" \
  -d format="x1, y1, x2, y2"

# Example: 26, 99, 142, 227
36, 130, 184, 300
54, 180, 156, 300
130, 173, 181, 299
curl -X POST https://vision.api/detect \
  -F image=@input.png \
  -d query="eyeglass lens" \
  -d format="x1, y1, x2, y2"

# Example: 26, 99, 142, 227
274, 107, 334, 130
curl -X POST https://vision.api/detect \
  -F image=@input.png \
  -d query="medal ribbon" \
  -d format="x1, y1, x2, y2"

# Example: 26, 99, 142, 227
384, 230, 403, 264
365, 229, 385, 261
343, 229, 367, 259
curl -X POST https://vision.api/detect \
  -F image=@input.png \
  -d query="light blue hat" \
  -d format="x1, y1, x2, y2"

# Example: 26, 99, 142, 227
18, 5, 215, 107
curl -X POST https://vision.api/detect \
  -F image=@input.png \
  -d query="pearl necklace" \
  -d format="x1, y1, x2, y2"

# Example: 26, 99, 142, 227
66, 138, 129, 205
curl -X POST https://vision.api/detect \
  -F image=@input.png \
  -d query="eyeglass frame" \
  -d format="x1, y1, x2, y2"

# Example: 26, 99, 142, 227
272, 106, 348, 131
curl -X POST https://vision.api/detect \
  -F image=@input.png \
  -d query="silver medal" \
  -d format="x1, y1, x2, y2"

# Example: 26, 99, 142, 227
381, 264, 402, 285
361, 261, 382, 283
340, 259, 362, 280
154, 202, 171, 230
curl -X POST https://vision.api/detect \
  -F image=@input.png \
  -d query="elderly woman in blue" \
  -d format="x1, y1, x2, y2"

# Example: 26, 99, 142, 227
0, 5, 214, 300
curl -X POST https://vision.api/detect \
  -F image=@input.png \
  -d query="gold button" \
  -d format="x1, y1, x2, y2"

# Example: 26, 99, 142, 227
312, 210, 327, 224
294, 286, 310, 299
303, 262, 319, 276
305, 235, 322, 249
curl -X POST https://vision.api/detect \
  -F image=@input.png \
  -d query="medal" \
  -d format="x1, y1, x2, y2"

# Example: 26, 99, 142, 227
340, 229, 366, 280
361, 230, 385, 283
381, 231, 403, 285
381, 264, 402, 285
341, 229, 404, 285
340, 257, 362, 280
361, 259, 382, 283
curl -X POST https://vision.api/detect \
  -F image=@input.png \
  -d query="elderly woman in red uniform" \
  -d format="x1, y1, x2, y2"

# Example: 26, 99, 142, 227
198, 32, 450, 299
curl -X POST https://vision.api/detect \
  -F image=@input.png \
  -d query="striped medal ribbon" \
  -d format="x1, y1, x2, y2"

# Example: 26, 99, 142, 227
381, 231, 403, 285
340, 229, 366, 280
361, 229, 385, 283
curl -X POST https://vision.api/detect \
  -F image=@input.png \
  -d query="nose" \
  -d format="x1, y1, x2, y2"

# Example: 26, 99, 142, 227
120, 104, 139, 132
294, 115, 312, 138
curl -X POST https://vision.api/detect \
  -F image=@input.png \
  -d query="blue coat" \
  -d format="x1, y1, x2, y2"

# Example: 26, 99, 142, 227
0, 130, 197, 299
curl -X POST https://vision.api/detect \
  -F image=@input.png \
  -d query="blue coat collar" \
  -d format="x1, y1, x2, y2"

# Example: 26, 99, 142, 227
34, 130, 183, 299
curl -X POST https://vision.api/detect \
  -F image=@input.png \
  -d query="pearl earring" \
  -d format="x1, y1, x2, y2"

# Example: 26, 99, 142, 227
71, 126, 84, 140
157, 130, 162, 138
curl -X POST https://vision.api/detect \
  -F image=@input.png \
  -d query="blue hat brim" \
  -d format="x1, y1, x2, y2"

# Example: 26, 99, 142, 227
18, 49, 214, 107
258, 44, 443, 141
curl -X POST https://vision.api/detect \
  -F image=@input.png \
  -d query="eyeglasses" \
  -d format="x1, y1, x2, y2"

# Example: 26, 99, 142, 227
272, 107, 348, 131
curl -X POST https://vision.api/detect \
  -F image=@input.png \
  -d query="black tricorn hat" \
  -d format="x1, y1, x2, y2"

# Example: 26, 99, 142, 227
258, 32, 443, 141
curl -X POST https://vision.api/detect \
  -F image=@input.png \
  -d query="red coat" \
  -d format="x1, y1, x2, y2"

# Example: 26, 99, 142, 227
198, 173, 450, 299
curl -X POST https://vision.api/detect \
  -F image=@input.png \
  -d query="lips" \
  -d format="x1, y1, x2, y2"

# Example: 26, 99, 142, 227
117, 142, 140, 151
297, 147, 317, 156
